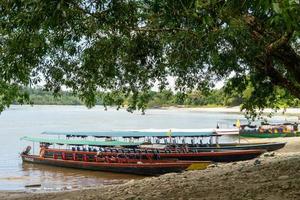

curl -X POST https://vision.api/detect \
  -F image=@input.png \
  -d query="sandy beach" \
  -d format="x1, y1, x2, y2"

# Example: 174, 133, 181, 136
164, 106, 300, 116
1, 136, 300, 200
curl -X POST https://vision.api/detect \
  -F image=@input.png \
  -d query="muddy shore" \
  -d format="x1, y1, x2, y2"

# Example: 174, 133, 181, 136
1, 137, 300, 200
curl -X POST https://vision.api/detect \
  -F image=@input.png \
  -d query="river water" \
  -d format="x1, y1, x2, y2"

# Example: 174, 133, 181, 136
0, 105, 297, 191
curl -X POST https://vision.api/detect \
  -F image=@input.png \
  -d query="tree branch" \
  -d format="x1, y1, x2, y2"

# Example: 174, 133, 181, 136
256, 57, 300, 99
272, 44, 300, 84
244, 14, 300, 97
266, 31, 294, 54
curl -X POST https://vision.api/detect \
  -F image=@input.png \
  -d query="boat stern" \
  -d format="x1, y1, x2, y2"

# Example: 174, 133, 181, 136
186, 162, 211, 171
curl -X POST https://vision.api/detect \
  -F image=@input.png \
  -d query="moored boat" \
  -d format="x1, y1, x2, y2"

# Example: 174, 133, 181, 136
21, 154, 209, 176
239, 123, 300, 138
21, 132, 266, 163
40, 129, 287, 151
20, 137, 211, 175
42, 147, 265, 163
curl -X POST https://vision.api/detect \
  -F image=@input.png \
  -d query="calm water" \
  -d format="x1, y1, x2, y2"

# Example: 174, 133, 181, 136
0, 105, 296, 191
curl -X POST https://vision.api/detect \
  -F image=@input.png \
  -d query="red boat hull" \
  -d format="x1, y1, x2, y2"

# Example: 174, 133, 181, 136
21, 155, 208, 175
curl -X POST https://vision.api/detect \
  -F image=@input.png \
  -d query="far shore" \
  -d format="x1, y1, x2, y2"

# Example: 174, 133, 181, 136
10, 104, 300, 117
161, 106, 300, 116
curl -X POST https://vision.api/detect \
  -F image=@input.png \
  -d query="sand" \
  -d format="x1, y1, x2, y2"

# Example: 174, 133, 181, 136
1, 137, 300, 200
163, 106, 300, 115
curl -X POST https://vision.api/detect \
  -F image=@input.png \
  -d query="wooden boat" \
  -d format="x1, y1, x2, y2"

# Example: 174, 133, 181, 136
239, 123, 300, 138
42, 148, 265, 163
40, 129, 288, 149
21, 154, 209, 176
20, 138, 211, 175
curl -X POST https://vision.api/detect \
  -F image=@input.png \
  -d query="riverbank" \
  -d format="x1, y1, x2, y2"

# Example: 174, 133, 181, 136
2, 137, 300, 200
163, 106, 300, 116
9, 104, 300, 117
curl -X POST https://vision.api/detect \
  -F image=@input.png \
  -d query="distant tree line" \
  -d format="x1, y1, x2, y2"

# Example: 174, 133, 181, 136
22, 88, 84, 105
12, 88, 246, 108
145, 90, 243, 108
15, 87, 300, 110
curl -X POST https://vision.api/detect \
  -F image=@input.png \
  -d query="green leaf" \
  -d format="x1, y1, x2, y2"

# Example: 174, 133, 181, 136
272, 2, 281, 13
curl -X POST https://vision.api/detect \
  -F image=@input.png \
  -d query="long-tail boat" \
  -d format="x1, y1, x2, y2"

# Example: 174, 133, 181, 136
21, 136, 265, 163
20, 137, 210, 175
239, 123, 300, 138
41, 129, 286, 152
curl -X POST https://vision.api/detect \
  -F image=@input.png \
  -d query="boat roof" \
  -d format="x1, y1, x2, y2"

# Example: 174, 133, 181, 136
40, 129, 224, 137
20, 136, 142, 147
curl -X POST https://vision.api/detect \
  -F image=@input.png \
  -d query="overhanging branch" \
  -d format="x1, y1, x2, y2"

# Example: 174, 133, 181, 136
256, 57, 300, 99
266, 31, 294, 54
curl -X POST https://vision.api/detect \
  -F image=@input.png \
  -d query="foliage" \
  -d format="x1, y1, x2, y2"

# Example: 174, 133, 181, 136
1, 0, 300, 117
21, 88, 300, 112
22, 88, 83, 105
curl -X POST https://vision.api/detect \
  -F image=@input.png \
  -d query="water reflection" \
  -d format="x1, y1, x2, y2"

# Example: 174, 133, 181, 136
21, 163, 144, 191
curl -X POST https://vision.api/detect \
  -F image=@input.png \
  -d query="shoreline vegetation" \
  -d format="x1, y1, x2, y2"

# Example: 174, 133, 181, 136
17, 88, 300, 110
15, 88, 235, 107
2, 137, 300, 200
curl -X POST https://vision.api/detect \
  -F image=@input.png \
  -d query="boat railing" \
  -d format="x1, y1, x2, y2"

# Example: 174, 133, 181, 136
42, 148, 166, 163
38, 145, 218, 163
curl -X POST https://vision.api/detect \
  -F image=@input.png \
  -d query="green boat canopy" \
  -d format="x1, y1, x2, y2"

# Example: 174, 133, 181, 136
20, 136, 142, 147
41, 130, 217, 138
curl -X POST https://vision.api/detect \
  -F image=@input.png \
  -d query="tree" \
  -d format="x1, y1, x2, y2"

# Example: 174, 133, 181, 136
0, 0, 299, 116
